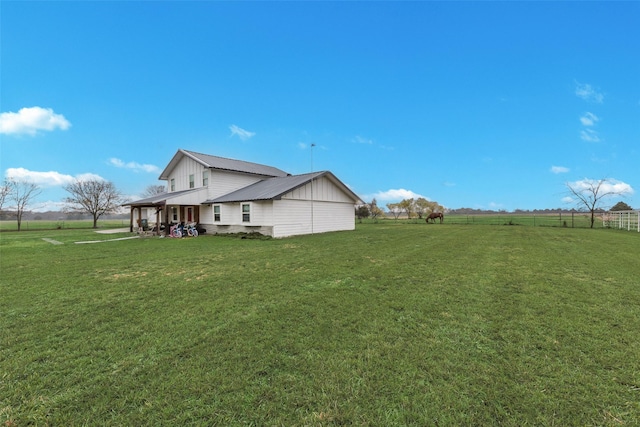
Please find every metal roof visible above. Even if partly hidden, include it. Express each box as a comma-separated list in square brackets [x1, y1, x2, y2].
[205, 171, 362, 204]
[159, 149, 289, 180]
[123, 188, 200, 206]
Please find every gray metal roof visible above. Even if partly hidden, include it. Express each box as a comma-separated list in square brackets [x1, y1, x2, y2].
[159, 149, 289, 179]
[123, 188, 200, 206]
[205, 171, 362, 204]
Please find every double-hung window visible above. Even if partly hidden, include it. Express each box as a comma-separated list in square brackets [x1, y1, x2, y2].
[189, 174, 195, 189]
[242, 203, 251, 222]
[170, 178, 175, 192]
[214, 205, 221, 222]
[202, 171, 209, 186]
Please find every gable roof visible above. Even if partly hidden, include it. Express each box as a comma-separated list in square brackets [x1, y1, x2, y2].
[205, 171, 362, 204]
[159, 149, 289, 180]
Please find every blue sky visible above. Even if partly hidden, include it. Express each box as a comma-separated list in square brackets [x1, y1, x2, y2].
[1, 1, 638, 212]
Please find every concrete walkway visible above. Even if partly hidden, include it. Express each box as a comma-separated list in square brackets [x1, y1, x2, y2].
[94, 228, 130, 234]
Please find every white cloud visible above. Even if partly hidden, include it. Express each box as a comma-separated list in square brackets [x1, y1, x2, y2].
[352, 135, 374, 145]
[562, 196, 574, 204]
[0, 106, 71, 135]
[580, 129, 601, 142]
[575, 82, 604, 103]
[569, 178, 634, 195]
[108, 157, 160, 173]
[579, 112, 599, 126]
[4, 167, 104, 187]
[551, 166, 570, 174]
[229, 124, 256, 141]
[363, 188, 428, 203]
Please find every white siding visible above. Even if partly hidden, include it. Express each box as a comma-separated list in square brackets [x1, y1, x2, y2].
[167, 157, 206, 192]
[166, 156, 264, 199]
[281, 176, 353, 203]
[206, 170, 265, 200]
[272, 199, 355, 238]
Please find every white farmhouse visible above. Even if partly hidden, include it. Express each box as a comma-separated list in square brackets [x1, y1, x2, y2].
[125, 149, 362, 238]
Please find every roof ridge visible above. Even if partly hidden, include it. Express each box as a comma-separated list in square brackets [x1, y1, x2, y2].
[182, 149, 279, 168]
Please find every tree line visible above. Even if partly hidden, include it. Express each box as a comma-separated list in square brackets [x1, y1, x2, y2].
[356, 197, 445, 220]
[0, 178, 130, 231]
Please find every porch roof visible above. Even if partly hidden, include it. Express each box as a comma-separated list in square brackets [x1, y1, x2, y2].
[123, 188, 202, 207]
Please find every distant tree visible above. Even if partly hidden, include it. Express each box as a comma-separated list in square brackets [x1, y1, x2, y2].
[399, 198, 415, 219]
[64, 179, 126, 228]
[4, 178, 42, 231]
[369, 199, 385, 220]
[355, 204, 370, 221]
[566, 178, 633, 228]
[0, 180, 10, 212]
[386, 203, 402, 220]
[141, 184, 166, 198]
[415, 198, 444, 219]
[610, 201, 633, 211]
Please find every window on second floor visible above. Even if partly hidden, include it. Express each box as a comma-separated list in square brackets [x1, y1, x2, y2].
[214, 205, 220, 222]
[242, 203, 250, 222]
[189, 174, 195, 189]
[202, 170, 209, 186]
[170, 178, 175, 192]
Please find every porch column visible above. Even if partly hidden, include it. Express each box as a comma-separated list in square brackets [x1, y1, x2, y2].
[155, 206, 160, 235]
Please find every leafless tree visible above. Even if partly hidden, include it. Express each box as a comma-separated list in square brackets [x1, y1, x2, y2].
[4, 179, 42, 231]
[0, 180, 10, 212]
[566, 178, 633, 228]
[64, 179, 126, 228]
[141, 184, 166, 198]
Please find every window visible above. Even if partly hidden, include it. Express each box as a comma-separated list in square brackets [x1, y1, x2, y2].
[202, 170, 209, 186]
[214, 205, 220, 222]
[189, 174, 195, 189]
[242, 203, 250, 222]
[172, 207, 178, 221]
[170, 178, 175, 192]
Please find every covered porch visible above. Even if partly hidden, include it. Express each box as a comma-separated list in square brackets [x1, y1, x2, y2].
[123, 189, 204, 235]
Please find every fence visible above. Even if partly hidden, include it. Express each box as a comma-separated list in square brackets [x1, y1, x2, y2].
[603, 210, 640, 232]
[443, 212, 597, 228]
[410, 212, 640, 230]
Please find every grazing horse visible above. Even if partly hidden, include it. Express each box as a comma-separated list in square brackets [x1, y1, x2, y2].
[426, 212, 444, 224]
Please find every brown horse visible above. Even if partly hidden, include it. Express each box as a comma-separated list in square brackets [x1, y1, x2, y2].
[426, 212, 444, 224]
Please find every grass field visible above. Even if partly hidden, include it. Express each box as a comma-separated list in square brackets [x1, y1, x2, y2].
[0, 219, 130, 232]
[1, 223, 639, 425]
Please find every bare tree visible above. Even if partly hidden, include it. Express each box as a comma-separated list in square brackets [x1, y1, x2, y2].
[566, 178, 633, 228]
[64, 179, 125, 228]
[0, 180, 10, 212]
[141, 184, 166, 198]
[5, 179, 42, 231]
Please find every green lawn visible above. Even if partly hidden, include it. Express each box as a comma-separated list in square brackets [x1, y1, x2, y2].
[0, 219, 130, 232]
[1, 224, 639, 425]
